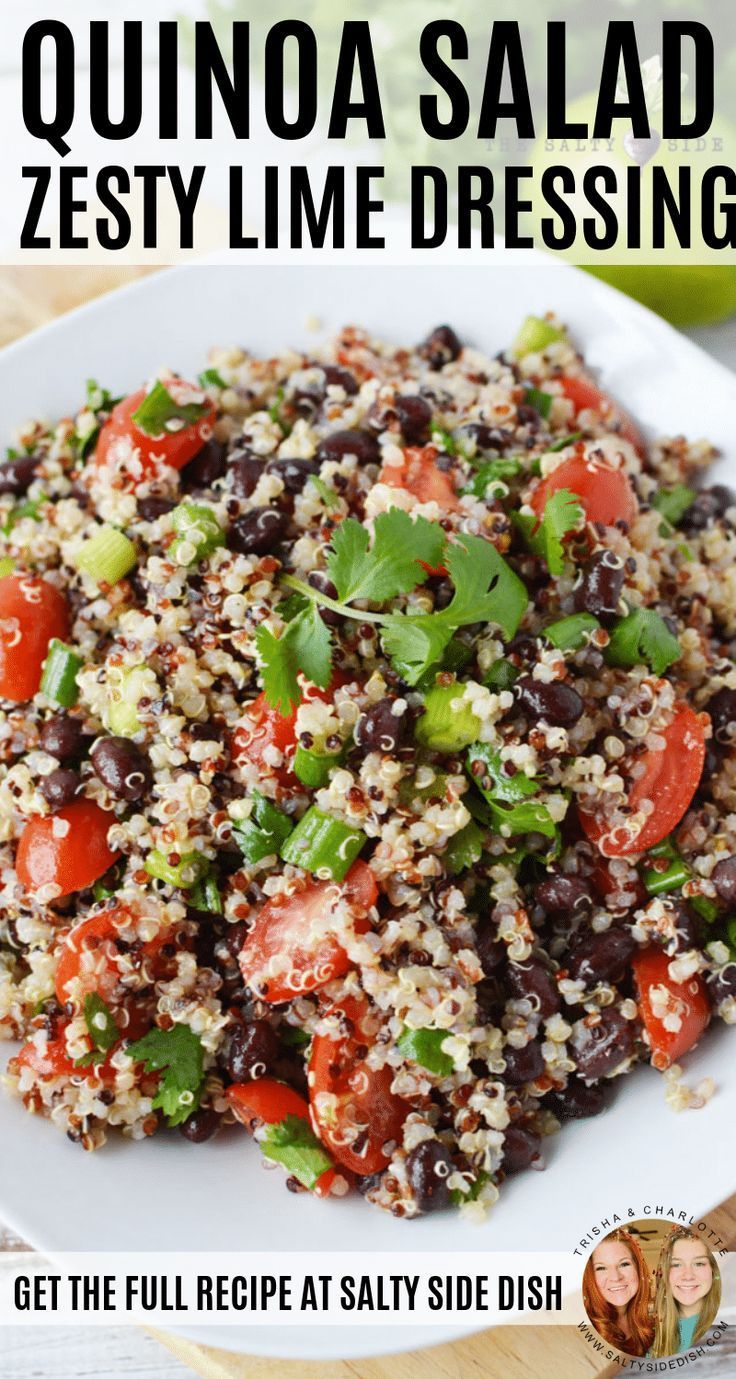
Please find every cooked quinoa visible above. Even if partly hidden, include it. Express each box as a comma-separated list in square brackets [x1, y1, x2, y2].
[1, 314, 735, 1221]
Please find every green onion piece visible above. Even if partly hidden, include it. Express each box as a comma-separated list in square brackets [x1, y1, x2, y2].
[93, 863, 123, 903]
[145, 849, 210, 888]
[280, 806, 366, 882]
[170, 501, 225, 566]
[651, 485, 696, 527]
[268, 386, 291, 435]
[726, 916, 736, 955]
[641, 837, 719, 922]
[260, 1113, 334, 1191]
[512, 316, 566, 358]
[40, 639, 83, 707]
[75, 525, 137, 586]
[483, 659, 518, 692]
[430, 425, 458, 456]
[641, 857, 691, 897]
[233, 791, 293, 865]
[0, 556, 16, 578]
[691, 896, 719, 924]
[397, 1026, 455, 1077]
[107, 664, 149, 737]
[522, 387, 553, 420]
[398, 769, 450, 809]
[280, 1026, 311, 1050]
[198, 368, 227, 390]
[293, 743, 345, 789]
[415, 683, 482, 753]
[190, 871, 223, 914]
[131, 381, 209, 437]
[309, 476, 340, 510]
[463, 456, 522, 497]
[548, 431, 583, 453]
[545, 613, 600, 651]
[444, 819, 485, 876]
[3, 495, 45, 534]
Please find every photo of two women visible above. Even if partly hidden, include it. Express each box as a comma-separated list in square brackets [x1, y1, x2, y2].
[582, 1221, 725, 1359]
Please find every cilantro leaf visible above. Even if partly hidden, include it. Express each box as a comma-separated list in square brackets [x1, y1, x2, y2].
[327, 510, 445, 605]
[74, 993, 121, 1068]
[256, 604, 333, 714]
[444, 819, 485, 875]
[514, 488, 584, 575]
[131, 381, 209, 437]
[125, 1023, 205, 1127]
[523, 387, 553, 419]
[309, 476, 340, 510]
[397, 1027, 455, 1077]
[651, 485, 695, 527]
[467, 744, 560, 839]
[260, 1113, 333, 1190]
[440, 534, 528, 639]
[380, 613, 454, 687]
[198, 368, 227, 389]
[233, 790, 294, 864]
[605, 606, 682, 677]
[464, 456, 522, 497]
[268, 386, 292, 435]
[450, 1169, 489, 1206]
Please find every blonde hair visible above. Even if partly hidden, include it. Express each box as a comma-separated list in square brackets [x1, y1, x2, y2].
[651, 1227, 721, 1358]
[582, 1229, 654, 1357]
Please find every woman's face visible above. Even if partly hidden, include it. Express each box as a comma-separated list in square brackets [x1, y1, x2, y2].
[592, 1241, 640, 1310]
[669, 1239, 713, 1315]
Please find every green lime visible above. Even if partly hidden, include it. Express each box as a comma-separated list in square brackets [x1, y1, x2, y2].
[583, 265, 736, 328]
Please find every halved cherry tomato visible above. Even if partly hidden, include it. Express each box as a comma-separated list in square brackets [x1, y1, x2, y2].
[94, 386, 216, 479]
[380, 444, 461, 511]
[15, 1028, 78, 1078]
[531, 453, 637, 531]
[309, 995, 409, 1175]
[0, 574, 70, 702]
[632, 946, 711, 1070]
[232, 677, 350, 787]
[15, 799, 121, 898]
[239, 860, 377, 1004]
[580, 705, 706, 858]
[590, 858, 648, 908]
[559, 375, 646, 457]
[227, 1077, 337, 1198]
[55, 905, 173, 1010]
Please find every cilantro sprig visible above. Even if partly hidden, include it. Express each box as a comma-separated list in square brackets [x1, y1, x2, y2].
[125, 1023, 205, 1127]
[74, 993, 121, 1068]
[467, 744, 561, 839]
[604, 606, 681, 677]
[131, 381, 209, 438]
[260, 1113, 334, 1190]
[514, 489, 585, 575]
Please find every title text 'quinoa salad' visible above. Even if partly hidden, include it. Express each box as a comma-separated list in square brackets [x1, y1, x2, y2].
[1, 313, 735, 1221]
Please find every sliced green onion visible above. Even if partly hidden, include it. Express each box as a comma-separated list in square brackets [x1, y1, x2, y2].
[107, 664, 150, 737]
[0, 556, 16, 578]
[280, 1025, 311, 1050]
[280, 806, 366, 882]
[268, 386, 291, 435]
[397, 1026, 455, 1077]
[3, 495, 45, 534]
[415, 683, 482, 753]
[651, 485, 695, 527]
[545, 613, 600, 651]
[641, 837, 719, 922]
[522, 387, 553, 420]
[75, 525, 137, 586]
[309, 476, 340, 510]
[463, 456, 522, 497]
[548, 431, 583, 453]
[641, 857, 691, 897]
[131, 381, 209, 437]
[198, 368, 227, 390]
[512, 316, 566, 359]
[691, 896, 719, 924]
[726, 916, 736, 956]
[145, 849, 210, 888]
[430, 425, 458, 456]
[234, 792, 294, 865]
[170, 501, 225, 566]
[293, 743, 345, 789]
[40, 639, 83, 707]
[93, 862, 123, 903]
[189, 871, 223, 914]
[483, 659, 518, 692]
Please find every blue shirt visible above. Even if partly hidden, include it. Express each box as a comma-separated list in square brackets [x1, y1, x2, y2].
[677, 1314, 700, 1351]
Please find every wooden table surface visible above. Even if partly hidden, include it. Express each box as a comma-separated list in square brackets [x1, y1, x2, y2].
[1, 266, 735, 1379]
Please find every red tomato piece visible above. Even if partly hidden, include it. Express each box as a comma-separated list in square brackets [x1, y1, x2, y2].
[232, 678, 350, 786]
[309, 995, 408, 1175]
[94, 386, 216, 480]
[226, 1078, 337, 1198]
[579, 705, 706, 858]
[16, 799, 121, 898]
[15, 1029, 78, 1079]
[0, 574, 70, 702]
[531, 453, 637, 531]
[380, 445, 461, 511]
[239, 860, 377, 1004]
[55, 905, 172, 1009]
[632, 947, 711, 1070]
[559, 375, 646, 456]
[590, 858, 648, 908]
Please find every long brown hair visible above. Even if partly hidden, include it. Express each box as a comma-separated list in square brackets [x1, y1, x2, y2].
[583, 1229, 654, 1357]
[650, 1228, 721, 1358]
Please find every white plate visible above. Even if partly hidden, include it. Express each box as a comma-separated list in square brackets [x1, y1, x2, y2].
[1, 262, 735, 1361]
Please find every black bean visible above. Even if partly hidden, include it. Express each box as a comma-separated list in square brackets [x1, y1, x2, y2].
[322, 364, 359, 395]
[515, 676, 584, 727]
[39, 768, 79, 808]
[475, 919, 505, 977]
[355, 1172, 382, 1196]
[712, 855, 736, 904]
[228, 1020, 280, 1082]
[405, 1140, 453, 1213]
[706, 963, 736, 1007]
[90, 737, 152, 802]
[227, 507, 288, 555]
[137, 495, 175, 521]
[545, 1075, 609, 1120]
[502, 1125, 542, 1173]
[419, 325, 463, 369]
[707, 687, 736, 744]
[306, 570, 342, 627]
[682, 485, 734, 531]
[179, 1108, 220, 1143]
[223, 920, 249, 961]
[535, 875, 592, 915]
[266, 457, 320, 494]
[505, 957, 560, 1018]
[566, 927, 636, 985]
[315, 429, 380, 466]
[502, 1039, 544, 1086]
[573, 549, 625, 618]
[457, 423, 513, 454]
[395, 395, 432, 444]
[0, 454, 40, 496]
[516, 403, 541, 429]
[180, 439, 227, 491]
[354, 699, 405, 753]
[569, 1008, 636, 1080]
[39, 714, 84, 762]
[228, 447, 263, 498]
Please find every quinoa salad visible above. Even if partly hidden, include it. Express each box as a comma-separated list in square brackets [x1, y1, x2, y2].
[1, 312, 735, 1222]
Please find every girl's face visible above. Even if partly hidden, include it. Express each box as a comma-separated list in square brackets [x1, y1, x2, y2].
[592, 1241, 640, 1310]
[669, 1240, 713, 1314]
